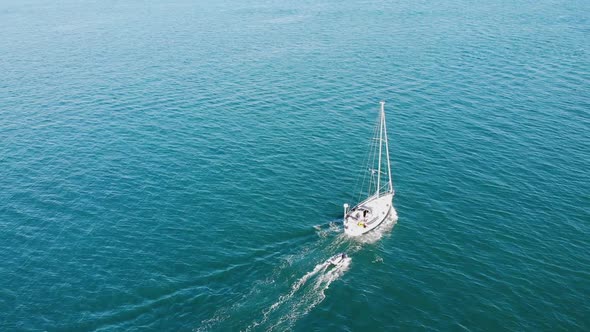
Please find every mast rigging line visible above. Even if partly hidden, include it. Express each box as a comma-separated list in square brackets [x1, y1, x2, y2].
[352, 103, 392, 204]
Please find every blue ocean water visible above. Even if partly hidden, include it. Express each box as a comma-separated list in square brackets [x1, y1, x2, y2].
[1, 0, 589, 330]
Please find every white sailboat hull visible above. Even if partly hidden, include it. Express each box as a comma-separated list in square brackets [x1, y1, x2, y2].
[343, 192, 394, 236]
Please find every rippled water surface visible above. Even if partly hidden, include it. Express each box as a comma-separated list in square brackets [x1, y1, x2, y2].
[1, 0, 589, 330]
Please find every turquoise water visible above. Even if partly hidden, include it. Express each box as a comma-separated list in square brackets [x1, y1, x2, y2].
[1, 0, 589, 330]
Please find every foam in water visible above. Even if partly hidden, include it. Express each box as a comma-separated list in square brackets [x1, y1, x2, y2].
[268, 257, 351, 331]
[314, 220, 342, 239]
[204, 208, 397, 331]
[244, 255, 352, 332]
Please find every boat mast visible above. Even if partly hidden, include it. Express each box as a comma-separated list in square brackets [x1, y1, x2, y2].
[382, 101, 393, 193]
[376, 102, 384, 197]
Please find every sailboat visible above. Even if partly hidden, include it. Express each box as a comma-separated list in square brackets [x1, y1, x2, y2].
[343, 101, 395, 236]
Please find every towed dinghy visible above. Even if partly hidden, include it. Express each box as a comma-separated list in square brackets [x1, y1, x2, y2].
[328, 253, 348, 266]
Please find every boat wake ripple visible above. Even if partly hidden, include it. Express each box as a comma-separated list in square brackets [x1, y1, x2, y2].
[200, 208, 397, 331]
[244, 255, 352, 332]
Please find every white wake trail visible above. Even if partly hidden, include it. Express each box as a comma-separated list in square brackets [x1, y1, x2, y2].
[244, 261, 330, 331]
[267, 257, 352, 332]
[244, 255, 353, 332]
[241, 207, 397, 331]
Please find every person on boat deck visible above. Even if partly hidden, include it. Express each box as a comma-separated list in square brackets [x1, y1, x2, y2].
[363, 210, 368, 218]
